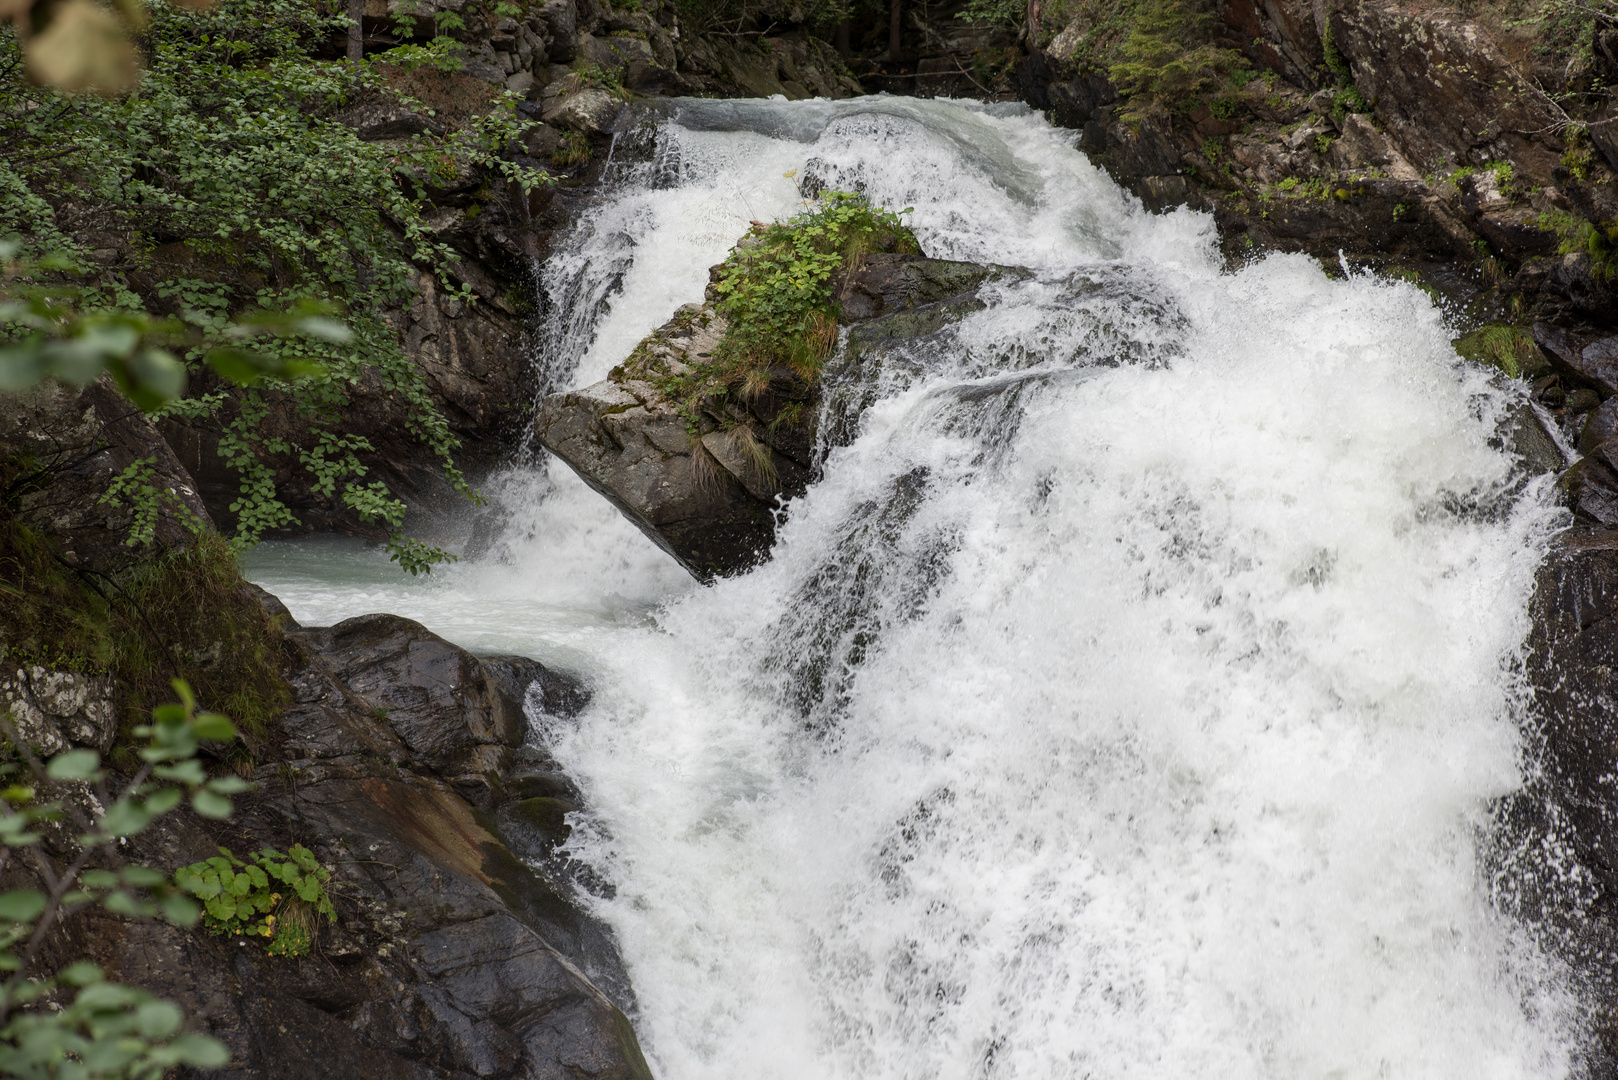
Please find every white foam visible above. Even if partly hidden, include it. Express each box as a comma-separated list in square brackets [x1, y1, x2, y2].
[246, 96, 1580, 1079]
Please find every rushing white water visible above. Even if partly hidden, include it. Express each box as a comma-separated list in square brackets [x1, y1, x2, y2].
[245, 96, 1585, 1078]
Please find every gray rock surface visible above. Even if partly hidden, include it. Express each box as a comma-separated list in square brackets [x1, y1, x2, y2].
[536, 253, 1004, 580]
[541, 88, 623, 135]
[0, 666, 117, 754]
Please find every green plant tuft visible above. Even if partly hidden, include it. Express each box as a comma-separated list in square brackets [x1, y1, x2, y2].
[657, 190, 918, 430]
[174, 844, 335, 957]
[1452, 324, 1545, 380]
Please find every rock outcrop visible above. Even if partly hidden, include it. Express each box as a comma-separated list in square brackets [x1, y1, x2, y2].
[1018, 0, 1617, 336]
[2, 378, 213, 575]
[535, 252, 1003, 579]
[8, 602, 648, 1080]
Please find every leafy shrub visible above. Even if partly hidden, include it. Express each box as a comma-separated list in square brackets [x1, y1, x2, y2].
[0, 0, 543, 571]
[658, 190, 917, 426]
[175, 844, 335, 958]
[0, 681, 247, 1077]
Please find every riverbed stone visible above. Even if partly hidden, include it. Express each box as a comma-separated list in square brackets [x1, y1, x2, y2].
[542, 89, 621, 134]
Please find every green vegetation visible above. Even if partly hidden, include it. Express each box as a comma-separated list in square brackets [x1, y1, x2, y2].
[1032, 0, 1250, 115]
[554, 130, 593, 168]
[956, 0, 1024, 27]
[1106, 0, 1251, 113]
[1538, 208, 1618, 281]
[0, 524, 290, 748]
[673, 0, 854, 33]
[0, 682, 248, 1077]
[1319, 21, 1370, 119]
[175, 844, 335, 958]
[0, 0, 544, 572]
[658, 191, 917, 426]
[1452, 323, 1547, 378]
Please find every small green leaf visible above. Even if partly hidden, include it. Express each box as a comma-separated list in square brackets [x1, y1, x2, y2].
[192, 789, 232, 819]
[144, 786, 183, 815]
[45, 748, 101, 781]
[135, 999, 183, 1039]
[160, 893, 201, 927]
[165, 1031, 231, 1067]
[192, 712, 237, 742]
[58, 961, 103, 986]
[153, 761, 205, 786]
[120, 865, 165, 888]
[0, 890, 45, 922]
[206, 774, 252, 794]
[103, 891, 150, 917]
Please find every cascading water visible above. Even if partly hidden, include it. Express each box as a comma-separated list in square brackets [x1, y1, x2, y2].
[244, 96, 1587, 1078]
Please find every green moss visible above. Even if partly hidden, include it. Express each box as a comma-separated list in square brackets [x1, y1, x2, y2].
[1537, 208, 1618, 282]
[507, 796, 575, 840]
[1452, 324, 1547, 380]
[0, 523, 290, 750]
[0, 522, 116, 674]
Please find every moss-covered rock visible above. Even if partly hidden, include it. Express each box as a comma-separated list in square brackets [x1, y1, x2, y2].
[536, 245, 1004, 580]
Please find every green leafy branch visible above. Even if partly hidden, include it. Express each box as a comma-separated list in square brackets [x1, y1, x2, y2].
[0, 680, 248, 1078]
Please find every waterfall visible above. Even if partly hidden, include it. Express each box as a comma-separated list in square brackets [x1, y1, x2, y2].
[247, 96, 1584, 1078]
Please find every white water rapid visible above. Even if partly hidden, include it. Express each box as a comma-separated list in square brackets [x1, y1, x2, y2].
[244, 96, 1585, 1079]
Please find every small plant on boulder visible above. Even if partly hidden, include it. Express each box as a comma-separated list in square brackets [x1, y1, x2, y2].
[660, 190, 918, 427]
[175, 844, 335, 958]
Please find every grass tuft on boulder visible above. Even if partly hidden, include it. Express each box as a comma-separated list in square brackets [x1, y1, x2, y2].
[662, 190, 919, 423]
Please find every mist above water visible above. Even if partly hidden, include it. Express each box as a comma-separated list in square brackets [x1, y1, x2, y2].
[247, 96, 1581, 1079]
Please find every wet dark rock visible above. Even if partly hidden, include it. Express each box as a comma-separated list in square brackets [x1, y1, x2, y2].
[234, 612, 635, 1076]
[536, 253, 1002, 580]
[1583, 398, 1618, 455]
[1565, 451, 1618, 528]
[1, 379, 213, 576]
[1537, 323, 1618, 399]
[1525, 530, 1618, 937]
[334, 100, 445, 141]
[0, 552, 647, 1080]
[287, 615, 528, 797]
[1505, 403, 1567, 478]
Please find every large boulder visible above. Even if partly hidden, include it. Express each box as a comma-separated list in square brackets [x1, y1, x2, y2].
[2, 568, 651, 1080]
[1516, 528, 1618, 1048]
[536, 253, 1004, 580]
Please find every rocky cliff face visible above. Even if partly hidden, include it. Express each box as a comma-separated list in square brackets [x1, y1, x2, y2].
[1020, 0, 1614, 334]
[535, 252, 1004, 579]
[146, 0, 867, 542]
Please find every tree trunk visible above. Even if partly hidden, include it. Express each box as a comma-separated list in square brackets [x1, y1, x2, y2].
[836, 19, 850, 57]
[888, 0, 901, 61]
[347, 0, 364, 62]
